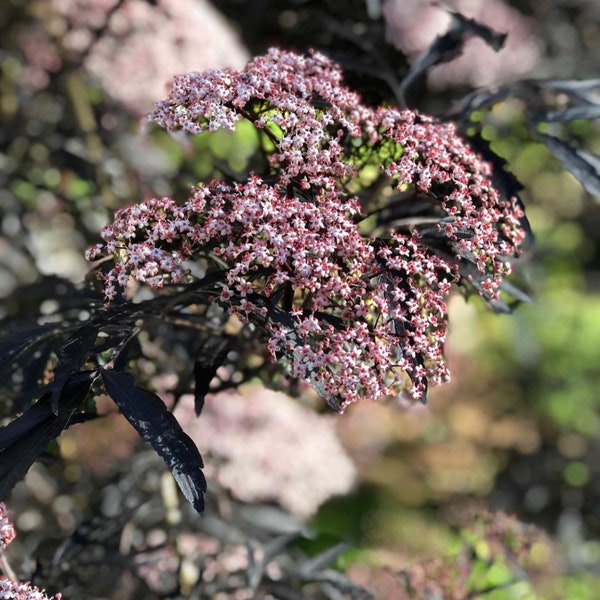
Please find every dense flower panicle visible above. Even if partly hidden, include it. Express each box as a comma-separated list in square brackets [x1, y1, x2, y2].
[0, 579, 61, 600]
[376, 108, 527, 299]
[151, 48, 369, 187]
[88, 49, 528, 409]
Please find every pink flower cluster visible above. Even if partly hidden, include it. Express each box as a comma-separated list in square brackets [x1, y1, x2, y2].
[0, 504, 61, 600]
[0, 504, 15, 551]
[379, 109, 527, 293]
[0, 579, 60, 600]
[87, 49, 527, 409]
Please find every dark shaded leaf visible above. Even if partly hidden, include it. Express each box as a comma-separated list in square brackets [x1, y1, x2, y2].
[0, 323, 66, 378]
[0, 326, 71, 411]
[0, 371, 96, 501]
[50, 323, 100, 414]
[248, 532, 301, 589]
[0, 399, 54, 451]
[375, 193, 444, 228]
[1, 275, 99, 318]
[455, 258, 530, 313]
[111, 334, 142, 373]
[450, 86, 514, 123]
[536, 78, 600, 92]
[50, 309, 135, 414]
[101, 369, 206, 513]
[0, 323, 53, 361]
[450, 11, 507, 51]
[534, 105, 600, 123]
[535, 78, 600, 104]
[236, 504, 307, 535]
[194, 338, 231, 416]
[536, 133, 600, 198]
[458, 259, 512, 313]
[500, 280, 532, 304]
[52, 507, 136, 567]
[297, 542, 349, 577]
[399, 10, 506, 105]
[310, 569, 374, 599]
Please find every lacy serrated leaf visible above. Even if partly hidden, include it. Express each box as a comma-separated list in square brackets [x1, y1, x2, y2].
[101, 369, 206, 512]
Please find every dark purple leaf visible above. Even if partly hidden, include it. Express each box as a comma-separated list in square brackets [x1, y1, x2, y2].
[536, 78, 600, 92]
[50, 323, 101, 414]
[194, 338, 230, 416]
[399, 11, 506, 105]
[0, 324, 66, 376]
[297, 542, 349, 577]
[500, 280, 532, 304]
[50, 310, 135, 414]
[0, 371, 96, 501]
[535, 78, 600, 104]
[535, 105, 600, 123]
[101, 369, 206, 513]
[449, 11, 507, 51]
[537, 133, 600, 198]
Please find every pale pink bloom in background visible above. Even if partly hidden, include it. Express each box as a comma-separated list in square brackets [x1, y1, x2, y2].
[382, 0, 542, 88]
[16, 28, 62, 90]
[85, 0, 249, 115]
[174, 387, 357, 518]
[24, 0, 249, 114]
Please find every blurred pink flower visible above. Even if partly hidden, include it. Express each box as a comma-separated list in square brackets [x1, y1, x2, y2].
[174, 387, 357, 518]
[83, 0, 249, 115]
[16, 28, 62, 90]
[382, 0, 542, 88]
[20, 0, 248, 112]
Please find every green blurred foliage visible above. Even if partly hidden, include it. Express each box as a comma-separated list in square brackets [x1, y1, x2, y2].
[328, 71, 600, 596]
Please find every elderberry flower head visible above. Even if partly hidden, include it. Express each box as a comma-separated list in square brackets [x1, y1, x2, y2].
[87, 49, 529, 410]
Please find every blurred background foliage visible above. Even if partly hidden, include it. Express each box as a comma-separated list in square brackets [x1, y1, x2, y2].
[1, 0, 600, 598]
